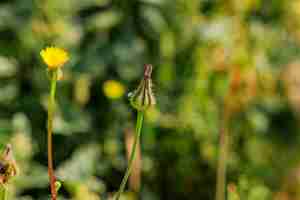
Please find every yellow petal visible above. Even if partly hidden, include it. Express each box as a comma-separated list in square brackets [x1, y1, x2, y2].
[40, 47, 69, 69]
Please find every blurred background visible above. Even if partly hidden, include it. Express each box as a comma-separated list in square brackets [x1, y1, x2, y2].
[1, 0, 300, 199]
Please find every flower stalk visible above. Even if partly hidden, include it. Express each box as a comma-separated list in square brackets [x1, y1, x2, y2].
[0, 186, 8, 200]
[114, 111, 144, 200]
[216, 68, 240, 200]
[47, 70, 58, 200]
[114, 64, 155, 200]
[215, 105, 230, 200]
[40, 46, 69, 200]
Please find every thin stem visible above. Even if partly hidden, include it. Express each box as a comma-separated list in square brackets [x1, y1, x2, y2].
[0, 185, 8, 200]
[114, 111, 144, 200]
[3, 187, 7, 200]
[47, 70, 58, 200]
[216, 106, 230, 200]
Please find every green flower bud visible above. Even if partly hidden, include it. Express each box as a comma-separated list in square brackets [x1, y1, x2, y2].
[129, 64, 156, 111]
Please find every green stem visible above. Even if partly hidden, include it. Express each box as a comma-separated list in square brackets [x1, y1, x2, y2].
[0, 185, 8, 200]
[114, 111, 144, 200]
[47, 70, 58, 200]
[4, 187, 7, 200]
[216, 109, 230, 200]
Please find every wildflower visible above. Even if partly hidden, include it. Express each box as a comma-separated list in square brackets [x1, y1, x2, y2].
[40, 47, 69, 70]
[40, 46, 70, 200]
[129, 64, 156, 111]
[103, 80, 125, 99]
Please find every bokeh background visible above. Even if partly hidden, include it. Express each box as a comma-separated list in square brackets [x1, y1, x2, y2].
[1, 0, 300, 199]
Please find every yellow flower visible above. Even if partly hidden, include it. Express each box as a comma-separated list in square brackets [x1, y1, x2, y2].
[40, 47, 69, 69]
[103, 80, 125, 99]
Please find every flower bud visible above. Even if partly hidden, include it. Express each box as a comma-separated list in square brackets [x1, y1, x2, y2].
[129, 64, 156, 111]
[0, 144, 18, 184]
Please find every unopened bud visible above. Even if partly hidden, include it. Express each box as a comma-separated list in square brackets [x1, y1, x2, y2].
[0, 144, 18, 184]
[129, 64, 156, 111]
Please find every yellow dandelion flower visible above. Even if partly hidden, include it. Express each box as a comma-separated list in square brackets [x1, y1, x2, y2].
[103, 80, 125, 99]
[40, 47, 69, 69]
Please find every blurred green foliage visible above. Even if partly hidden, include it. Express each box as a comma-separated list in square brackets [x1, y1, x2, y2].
[1, 0, 300, 199]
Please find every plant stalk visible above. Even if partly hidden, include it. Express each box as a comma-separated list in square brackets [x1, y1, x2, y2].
[0, 186, 8, 200]
[114, 111, 144, 200]
[216, 106, 230, 200]
[47, 70, 58, 200]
